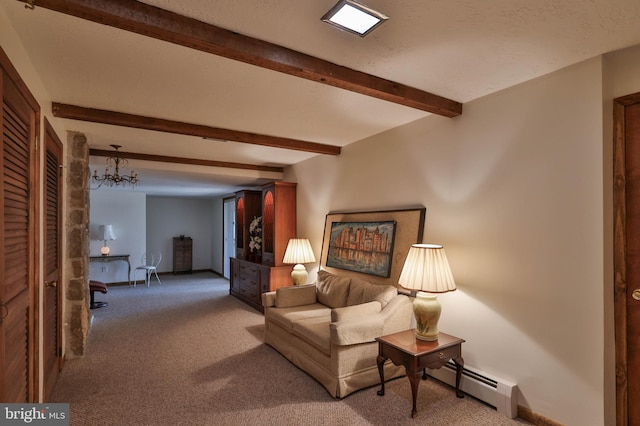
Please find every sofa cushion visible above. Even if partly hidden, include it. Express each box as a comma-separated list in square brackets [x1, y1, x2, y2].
[265, 303, 330, 331]
[347, 276, 397, 308]
[330, 314, 385, 346]
[292, 317, 332, 356]
[275, 284, 317, 308]
[316, 270, 351, 308]
[331, 301, 382, 323]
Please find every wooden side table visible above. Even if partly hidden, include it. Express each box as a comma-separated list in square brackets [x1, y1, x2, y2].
[376, 329, 465, 418]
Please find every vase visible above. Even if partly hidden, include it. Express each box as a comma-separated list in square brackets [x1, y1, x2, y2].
[413, 292, 441, 341]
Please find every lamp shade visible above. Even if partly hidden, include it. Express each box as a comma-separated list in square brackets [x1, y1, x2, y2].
[97, 225, 116, 241]
[399, 244, 456, 341]
[283, 239, 316, 264]
[398, 244, 456, 293]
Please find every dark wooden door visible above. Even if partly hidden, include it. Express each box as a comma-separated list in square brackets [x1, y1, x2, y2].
[0, 50, 39, 402]
[625, 102, 640, 425]
[615, 93, 640, 425]
[43, 119, 62, 400]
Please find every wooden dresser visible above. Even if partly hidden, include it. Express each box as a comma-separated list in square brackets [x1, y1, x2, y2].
[230, 258, 292, 311]
[173, 236, 192, 274]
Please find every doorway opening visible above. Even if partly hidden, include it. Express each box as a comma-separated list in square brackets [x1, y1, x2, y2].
[223, 197, 236, 280]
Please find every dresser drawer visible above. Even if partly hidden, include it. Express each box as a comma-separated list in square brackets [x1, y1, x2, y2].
[239, 262, 260, 280]
[238, 276, 259, 300]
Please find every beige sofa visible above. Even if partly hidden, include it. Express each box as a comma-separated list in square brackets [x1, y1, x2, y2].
[262, 270, 413, 398]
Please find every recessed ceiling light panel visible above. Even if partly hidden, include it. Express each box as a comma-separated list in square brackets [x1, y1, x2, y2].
[321, 0, 388, 37]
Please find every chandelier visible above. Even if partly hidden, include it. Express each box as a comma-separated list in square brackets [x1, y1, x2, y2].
[92, 144, 139, 187]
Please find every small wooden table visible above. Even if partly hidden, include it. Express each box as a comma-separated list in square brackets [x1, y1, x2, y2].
[376, 329, 465, 418]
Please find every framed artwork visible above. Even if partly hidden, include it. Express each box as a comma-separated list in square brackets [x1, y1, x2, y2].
[327, 220, 396, 277]
[320, 207, 426, 286]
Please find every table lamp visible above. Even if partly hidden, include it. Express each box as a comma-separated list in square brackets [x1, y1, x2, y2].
[283, 238, 316, 285]
[98, 224, 116, 256]
[398, 244, 457, 341]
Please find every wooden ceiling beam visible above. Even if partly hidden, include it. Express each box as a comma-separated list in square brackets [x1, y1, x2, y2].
[89, 148, 284, 173]
[26, 0, 462, 117]
[53, 102, 341, 156]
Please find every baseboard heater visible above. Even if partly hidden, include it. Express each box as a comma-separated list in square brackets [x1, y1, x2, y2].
[426, 361, 518, 418]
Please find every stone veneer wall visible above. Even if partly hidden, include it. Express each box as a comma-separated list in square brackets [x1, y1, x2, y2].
[64, 132, 91, 357]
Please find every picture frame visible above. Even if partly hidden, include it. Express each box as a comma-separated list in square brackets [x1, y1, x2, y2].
[320, 207, 426, 286]
[326, 220, 397, 277]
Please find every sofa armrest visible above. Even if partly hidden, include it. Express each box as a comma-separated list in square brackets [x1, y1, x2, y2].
[274, 284, 317, 308]
[330, 314, 384, 346]
[331, 301, 381, 322]
[262, 291, 276, 308]
[380, 294, 414, 335]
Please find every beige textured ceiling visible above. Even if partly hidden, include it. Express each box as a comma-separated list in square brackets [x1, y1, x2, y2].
[3, 0, 640, 197]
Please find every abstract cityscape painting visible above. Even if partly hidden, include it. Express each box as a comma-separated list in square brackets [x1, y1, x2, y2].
[326, 221, 396, 277]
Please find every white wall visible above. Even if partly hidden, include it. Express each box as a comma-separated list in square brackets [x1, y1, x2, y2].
[287, 57, 608, 425]
[146, 196, 214, 273]
[89, 191, 146, 283]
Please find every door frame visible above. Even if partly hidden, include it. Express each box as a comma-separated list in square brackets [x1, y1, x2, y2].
[222, 196, 236, 279]
[613, 91, 640, 425]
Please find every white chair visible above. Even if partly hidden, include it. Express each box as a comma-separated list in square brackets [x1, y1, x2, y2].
[133, 251, 162, 287]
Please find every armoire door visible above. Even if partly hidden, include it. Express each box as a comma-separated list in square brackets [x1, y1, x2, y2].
[0, 48, 39, 403]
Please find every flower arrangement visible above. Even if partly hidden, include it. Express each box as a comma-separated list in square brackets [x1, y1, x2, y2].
[249, 216, 262, 255]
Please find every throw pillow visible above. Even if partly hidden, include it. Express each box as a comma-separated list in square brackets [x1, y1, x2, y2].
[316, 270, 351, 308]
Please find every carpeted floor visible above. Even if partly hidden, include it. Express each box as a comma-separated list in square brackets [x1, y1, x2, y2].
[51, 272, 531, 425]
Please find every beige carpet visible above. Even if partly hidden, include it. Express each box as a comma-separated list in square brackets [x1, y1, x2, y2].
[52, 272, 531, 425]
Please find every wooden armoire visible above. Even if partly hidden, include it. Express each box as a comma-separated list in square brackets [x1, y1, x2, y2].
[230, 181, 296, 311]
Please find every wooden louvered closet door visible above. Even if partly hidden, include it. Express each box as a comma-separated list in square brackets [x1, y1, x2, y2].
[0, 53, 38, 403]
[43, 119, 62, 400]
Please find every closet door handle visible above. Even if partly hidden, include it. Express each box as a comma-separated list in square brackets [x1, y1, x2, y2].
[633, 289, 640, 301]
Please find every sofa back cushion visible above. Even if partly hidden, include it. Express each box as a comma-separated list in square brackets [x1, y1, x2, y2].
[316, 270, 351, 308]
[347, 276, 397, 308]
[275, 283, 317, 308]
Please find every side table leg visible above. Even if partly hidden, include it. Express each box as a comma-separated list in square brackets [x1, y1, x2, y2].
[377, 355, 386, 396]
[453, 356, 465, 398]
[408, 370, 422, 418]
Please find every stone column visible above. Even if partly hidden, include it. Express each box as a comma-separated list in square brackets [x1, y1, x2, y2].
[64, 132, 91, 357]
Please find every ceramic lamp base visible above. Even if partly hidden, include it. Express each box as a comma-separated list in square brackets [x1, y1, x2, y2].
[413, 291, 441, 341]
[100, 245, 110, 256]
[290, 264, 308, 285]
